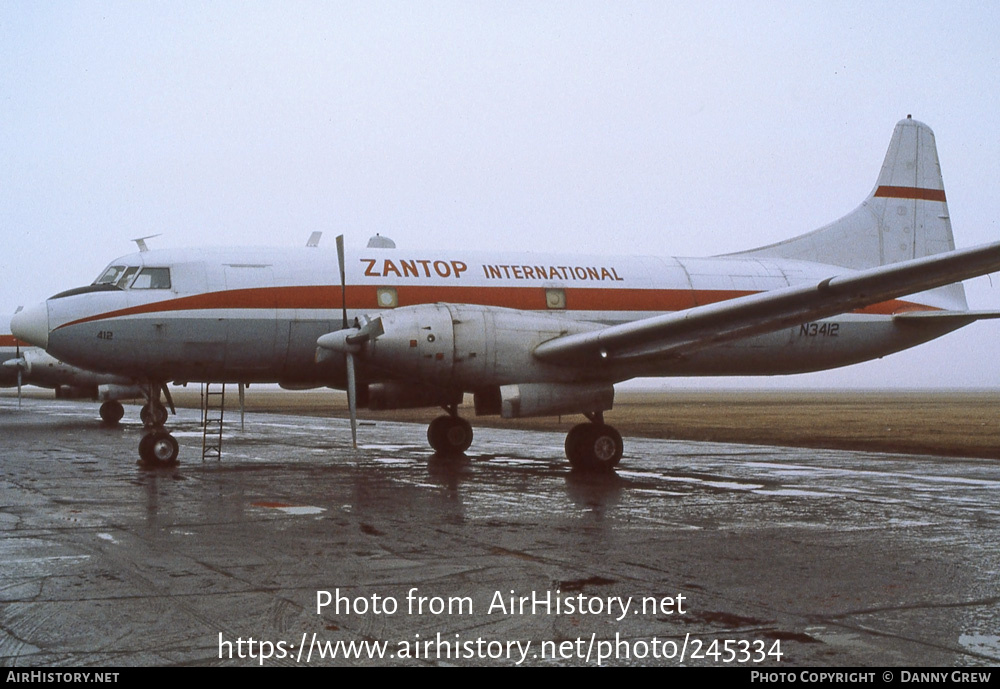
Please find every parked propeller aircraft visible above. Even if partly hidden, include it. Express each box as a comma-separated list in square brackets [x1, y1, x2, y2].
[2, 313, 144, 421]
[11, 117, 1000, 469]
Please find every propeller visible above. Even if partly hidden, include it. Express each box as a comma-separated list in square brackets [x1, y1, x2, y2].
[337, 234, 359, 448]
[3, 343, 28, 409]
[317, 237, 385, 448]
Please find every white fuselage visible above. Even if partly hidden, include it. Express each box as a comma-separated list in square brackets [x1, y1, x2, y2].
[27, 245, 963, 390]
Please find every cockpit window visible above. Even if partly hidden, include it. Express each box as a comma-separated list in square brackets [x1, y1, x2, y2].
[116, 266, 140, 288]
[94, 265, 127, 285]
[130, 267, 171, 290]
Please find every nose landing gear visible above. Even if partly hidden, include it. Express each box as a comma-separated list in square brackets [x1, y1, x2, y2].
[137, 383, 178, 467]
[139, 429, 179, 465]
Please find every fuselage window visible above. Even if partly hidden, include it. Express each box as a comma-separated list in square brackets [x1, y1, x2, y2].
[130, 267, 171, 290]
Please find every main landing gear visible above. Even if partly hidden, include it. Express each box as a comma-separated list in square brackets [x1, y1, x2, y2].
[427, 406, 474, 456]
[137, 382, 179, 467]
[423, 407, 624, 471]
[565, 413, 624, 472]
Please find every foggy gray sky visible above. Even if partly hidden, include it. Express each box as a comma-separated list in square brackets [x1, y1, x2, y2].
[3, 2, 999, 388]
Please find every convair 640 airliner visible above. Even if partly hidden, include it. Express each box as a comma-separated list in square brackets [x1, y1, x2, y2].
[12, 117, 1000, 468]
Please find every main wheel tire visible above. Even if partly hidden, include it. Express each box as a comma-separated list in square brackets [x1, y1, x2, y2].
[138, 433, 154, 462]
[427, 415, 474, 455]
[140, 403, 168, 428]
[100, 400, 125, 425]
[565, 423, 591, 467]
[566, 423, 623, 472]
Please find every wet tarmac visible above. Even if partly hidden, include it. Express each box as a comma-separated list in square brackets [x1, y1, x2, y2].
[1, 396, 999, 667]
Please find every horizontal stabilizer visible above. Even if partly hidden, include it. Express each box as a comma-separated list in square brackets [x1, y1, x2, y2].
[893, 310, 1000, 324]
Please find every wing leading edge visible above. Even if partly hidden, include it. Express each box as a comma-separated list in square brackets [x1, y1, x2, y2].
[532, 241, 1000, 366]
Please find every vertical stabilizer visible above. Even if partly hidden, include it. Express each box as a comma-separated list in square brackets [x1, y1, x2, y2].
[731, 117, 965, 307]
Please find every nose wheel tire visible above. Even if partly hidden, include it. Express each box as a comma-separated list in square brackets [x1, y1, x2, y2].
[565, 423, 623, 472]
[427, 415, 474, 455]
[138, 430, 179, 466]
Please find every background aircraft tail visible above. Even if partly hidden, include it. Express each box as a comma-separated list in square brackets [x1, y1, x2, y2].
[732, 116, 967, 308]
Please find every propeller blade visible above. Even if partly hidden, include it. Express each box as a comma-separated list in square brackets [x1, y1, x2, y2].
[336, 234, 359, 449]
[16, 367, 22, 409]
[346, 315, 384, 346]
[336, 234, 348, 330]
[345, 352, 358, 449]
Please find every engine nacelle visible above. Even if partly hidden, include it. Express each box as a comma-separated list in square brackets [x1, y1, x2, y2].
[366, 382, 463, 410]
[55, 385, 97, 400]
[279, 382, 324, 390]
[97, 383, 145, 402]
[350, 303, 602, 388]
[497, 382, 614, 419]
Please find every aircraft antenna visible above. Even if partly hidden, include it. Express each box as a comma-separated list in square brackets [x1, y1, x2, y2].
[131, 234, 162, 252]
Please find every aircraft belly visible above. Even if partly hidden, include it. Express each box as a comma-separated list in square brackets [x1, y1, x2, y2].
[283, 319, 336, 383]
[225, 317, 277, 372]
[112, 316, 228, 379]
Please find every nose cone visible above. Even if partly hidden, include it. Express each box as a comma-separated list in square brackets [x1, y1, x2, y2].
[11, 302, 49, 349]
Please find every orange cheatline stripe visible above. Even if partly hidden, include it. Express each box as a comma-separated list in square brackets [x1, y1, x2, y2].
[53, 284, 939, 330]
[57, 286, 343, 329]
[874, 186, 947, 202]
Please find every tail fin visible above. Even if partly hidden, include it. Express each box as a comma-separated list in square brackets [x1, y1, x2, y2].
[732, 116, 966, 308]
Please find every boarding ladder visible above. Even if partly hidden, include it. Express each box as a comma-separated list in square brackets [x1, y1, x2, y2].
[201, 383, 226, 461]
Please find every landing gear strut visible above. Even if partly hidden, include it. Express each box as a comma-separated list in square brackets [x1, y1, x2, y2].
[427, 405, 474, 455]
[138, 382, 179, 466]
[565, 412, 623, 472]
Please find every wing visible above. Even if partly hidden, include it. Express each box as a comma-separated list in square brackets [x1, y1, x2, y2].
[533, 241, 1000, 365]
